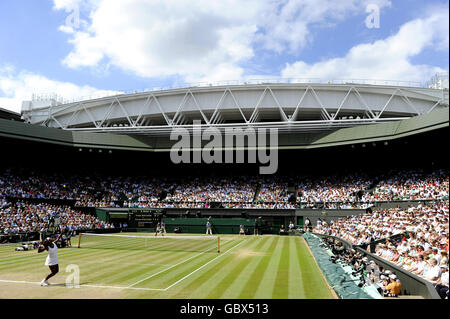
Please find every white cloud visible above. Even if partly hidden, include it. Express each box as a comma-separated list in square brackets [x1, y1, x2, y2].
[57, 0, 261, 80]
[281, 9, 449, 83]
[3, 0, 446, 115]
[54, 0, 391, 82]
[0, 66, 122, 113]
[52, 0, 96, 11]
[255, 0, 391, 54]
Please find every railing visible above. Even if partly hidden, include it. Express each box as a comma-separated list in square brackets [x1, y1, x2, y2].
[0, 231, 41, 244]
[28, 77, 429, 107]
[367, 232, 409, 253]
[5, 196, 444, 210]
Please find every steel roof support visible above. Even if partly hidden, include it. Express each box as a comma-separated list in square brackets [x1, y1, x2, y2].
[377, 89, 399, 119]
[115, 97, 133, 126]
[290, 87, 310, 122]
[267, 86, 288, 122]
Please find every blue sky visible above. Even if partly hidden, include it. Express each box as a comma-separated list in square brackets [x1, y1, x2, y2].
[0, 0, 448, 112]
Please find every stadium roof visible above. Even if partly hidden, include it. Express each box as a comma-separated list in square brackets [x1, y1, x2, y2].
[21, 82, 448, 136]
[0, 107, 22, 121]
[2, 107, 447, 151]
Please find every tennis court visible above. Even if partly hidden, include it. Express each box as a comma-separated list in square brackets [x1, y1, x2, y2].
[0, 233, 335, 299]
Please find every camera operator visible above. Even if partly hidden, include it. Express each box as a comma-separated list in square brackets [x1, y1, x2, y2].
[367, 260, 381, 283]
[384, 274, 402, 297]
[353, 257, 368, 280]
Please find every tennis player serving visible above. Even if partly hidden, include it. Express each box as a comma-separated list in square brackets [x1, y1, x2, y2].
[38, 233, 63, 286]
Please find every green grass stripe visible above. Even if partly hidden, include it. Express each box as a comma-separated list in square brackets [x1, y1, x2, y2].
[253, 236, 283, 298]
[0, 247, 118, 268]
[166, 243, 243, 298]
[288, 237, 306, 298]
[217, 237, 269, 299]
[129, 239, 237, 288]
[0, 248, 143, 283]
[206, 237, 265, 298]
[81, 235, 216, 253]
[0, 235, 216, 273]
[146, 239, 238, 288]
[133, 252, 215, 288]
[42, 248, 163, 285]
[103, 262, 166, 286]
[271, 237, 290, 298]
[0, 245, 163, 272]
[74, 246, 187, 279]
[0, 248, 107, 272]
[0, 244, 214, 287]
[77, 251, 165, 285]
[296, 238, 334, 299]
[0, 249, 37, 259]
[84, 249, 198, 285]
[237, 236, 278, 298]
[0, 242, 159, 266]
[226, 236, 277, 299]
[0, 247, 87, 265]
[206, 238, 266, 299]
[0, 234, 336, 299]
[88, 263, 158, 286]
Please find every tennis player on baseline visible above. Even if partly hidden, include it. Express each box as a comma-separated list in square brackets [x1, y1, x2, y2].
[38, 233, 63, 286]
[155, 223, 164, 236]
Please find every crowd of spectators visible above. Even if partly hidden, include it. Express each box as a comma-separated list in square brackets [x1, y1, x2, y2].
[361, 169, 448, 202]
[1, 167, 448, 297]
[164, 177, 256, 203]
[0, 201, 113, 238]
[124, 200, 296, 209]
[257, 177, 290, 203]
[313, 201, 449, 295]
[0, 168, 448, 209]
[321, 237, 403, 297]
[297, 173, 372, 204]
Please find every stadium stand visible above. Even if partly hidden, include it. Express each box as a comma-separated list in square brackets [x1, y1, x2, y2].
[313, 201, 448, 298]
[0, 200, 113, 243]
[0, 121, 447, 298]
[1, 169, 447, 209]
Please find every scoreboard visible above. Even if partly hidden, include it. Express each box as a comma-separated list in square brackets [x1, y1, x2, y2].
[128, 209, 162, 228]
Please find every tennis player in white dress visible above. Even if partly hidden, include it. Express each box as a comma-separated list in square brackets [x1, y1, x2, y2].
[38, 234, 62, 286]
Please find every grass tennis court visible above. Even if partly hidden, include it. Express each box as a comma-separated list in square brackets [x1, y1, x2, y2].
[0, 233, 335, 299]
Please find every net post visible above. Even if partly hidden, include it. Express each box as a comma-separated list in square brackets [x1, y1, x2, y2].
[217, 236, 220, 253]
[77, 233, 82, 248]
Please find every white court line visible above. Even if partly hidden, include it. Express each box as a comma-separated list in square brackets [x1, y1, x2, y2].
[83, 284, 165, 291]
[163, 239, 246, 291]
[0, 279, 165, 291]
[0, 279, 39, 285]
[127, 246, 218, 288]
[81, 261, 174, 267]
[0, 239, 246, 292]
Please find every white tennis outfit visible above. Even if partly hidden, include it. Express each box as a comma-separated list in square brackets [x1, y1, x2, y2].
[45, 244, 58, 266]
